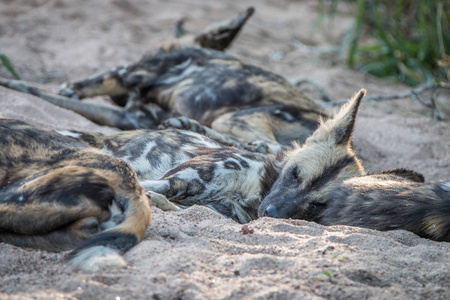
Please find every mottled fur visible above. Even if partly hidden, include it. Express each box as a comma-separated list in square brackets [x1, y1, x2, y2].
[58, 128, 279, 223]
[259, 90, 450, 242]
[58, 45, 324, 153]
[0, 8, 326, 153]
[0, 119, 151, 272]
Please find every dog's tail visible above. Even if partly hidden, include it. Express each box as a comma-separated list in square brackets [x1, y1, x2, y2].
[194, 6, 255, 51]
[67, 186, 151, 273]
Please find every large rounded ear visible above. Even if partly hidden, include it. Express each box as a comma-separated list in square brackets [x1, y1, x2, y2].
[307, 89, 366, 145]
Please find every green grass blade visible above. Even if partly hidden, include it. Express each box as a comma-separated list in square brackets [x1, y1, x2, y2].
[347, 0, 365, 68]
[0, 54, 21, 80]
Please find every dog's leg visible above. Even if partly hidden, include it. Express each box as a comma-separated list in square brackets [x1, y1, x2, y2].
[0, 78, 161, 129]
[58, 68, 129, 99]
[141, 176, 204, 206]
[146, 190, 182, 211]
[141, 179, 191, 211]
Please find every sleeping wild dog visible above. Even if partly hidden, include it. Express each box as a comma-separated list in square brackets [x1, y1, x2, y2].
[0, 7, 326, 154]
[0, 118, 151, 272]
[56, 127, 279, 223]
[259, 89, 450, 242]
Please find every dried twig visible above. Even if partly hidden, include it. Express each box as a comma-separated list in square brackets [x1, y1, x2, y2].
[429, 88, 442, 120]
[323, 82, 449, 120]
[290, 39, 339, 55]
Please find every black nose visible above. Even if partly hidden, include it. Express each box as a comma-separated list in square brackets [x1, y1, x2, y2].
[263, 204, 279, 218]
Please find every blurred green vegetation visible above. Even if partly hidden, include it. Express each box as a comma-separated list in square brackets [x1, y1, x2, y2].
[0, 54, 21, 80]
[318, 0, 449, 86]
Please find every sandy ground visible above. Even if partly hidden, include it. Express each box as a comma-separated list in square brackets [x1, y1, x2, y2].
[0, 0, 449, 299]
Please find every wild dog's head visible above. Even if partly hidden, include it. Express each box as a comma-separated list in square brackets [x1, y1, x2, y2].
[258, 89, 367, 220]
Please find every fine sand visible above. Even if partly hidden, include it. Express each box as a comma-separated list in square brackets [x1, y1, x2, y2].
[0, 1, 449, 299]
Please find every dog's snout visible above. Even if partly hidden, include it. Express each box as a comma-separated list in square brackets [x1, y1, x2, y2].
[263, 204, 279, 218]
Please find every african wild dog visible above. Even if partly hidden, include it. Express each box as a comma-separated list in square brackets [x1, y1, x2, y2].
[56, 127, 279, 223]
[259, 89, 450, 242]
[0, 118, 151, 272]
[0, 7, 326, 154]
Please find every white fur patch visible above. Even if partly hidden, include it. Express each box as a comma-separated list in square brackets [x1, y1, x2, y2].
[100, 202, 123, 230]
[194, 87, 217, 103]
[157, 63, 203, 85]
[54, 130, 81, 139]
[174, 168, 200, 181]
[126, 141, 156, 176]
[117, 65, 128, 76]
[68, 246, 126, 273]
[100, 145, 113, 154]
[140, 179, 170, 194]
[86, 72, 104, 81]
[149, 153, 178, 180]
[179, 130, 222, 149]
[235, 155, 266, 198]
[441, 182, 450, 192]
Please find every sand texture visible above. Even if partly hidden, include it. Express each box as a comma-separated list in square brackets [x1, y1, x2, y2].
[0, 0, 449, 299]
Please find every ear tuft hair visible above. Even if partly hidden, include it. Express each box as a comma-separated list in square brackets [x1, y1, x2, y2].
[306, 89, 366, 145]
[334, 89, 366, 144]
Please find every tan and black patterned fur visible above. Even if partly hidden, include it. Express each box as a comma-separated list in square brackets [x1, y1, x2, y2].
[58, 128, 279, 223]
[0, 119, 151, 272]
[0, 8, 326, 153]
[259, 90, 450, 242]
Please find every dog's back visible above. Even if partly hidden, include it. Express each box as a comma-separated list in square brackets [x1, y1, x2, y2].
[0, 119, 151, 272]
[321, 173, 450, 241]
[56, 127, 279, 223]
[57, 47, 326, 148]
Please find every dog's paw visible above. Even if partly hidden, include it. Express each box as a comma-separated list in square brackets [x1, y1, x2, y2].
[245, 140, 270, 153]
[245, 140, 284, 154]
[159, 116, 205, 134]
[146, 190, 181, 211]
[58, 83, 80, 99]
